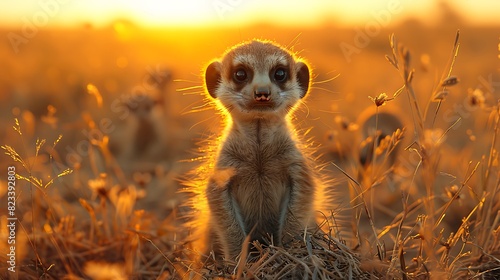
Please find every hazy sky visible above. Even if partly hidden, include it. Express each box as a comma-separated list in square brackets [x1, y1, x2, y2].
[0, 0, 499, 28]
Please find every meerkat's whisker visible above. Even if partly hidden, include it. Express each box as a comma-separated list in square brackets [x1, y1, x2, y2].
[313, 73, 340, 84]
[188, 115, 220, 131]
[180, 100, 212, 115]
[176, 85, 204, 92]
[174, 78, 202, 84]
[309, 86, 339, 94]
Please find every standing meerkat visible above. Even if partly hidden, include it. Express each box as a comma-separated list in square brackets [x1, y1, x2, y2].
[197, 40, 320, 260]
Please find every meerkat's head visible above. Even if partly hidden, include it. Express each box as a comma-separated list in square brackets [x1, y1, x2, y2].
[205, 40, 310, 120]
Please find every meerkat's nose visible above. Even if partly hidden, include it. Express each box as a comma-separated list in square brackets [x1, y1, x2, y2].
[254, 87, 271, 102]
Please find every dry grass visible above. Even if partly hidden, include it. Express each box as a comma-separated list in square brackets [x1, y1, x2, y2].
[191, 231, 370, 279]
[1, 25, 500, 280]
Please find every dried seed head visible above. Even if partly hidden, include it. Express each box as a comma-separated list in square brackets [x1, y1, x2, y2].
[433, 90, 449, 101]
[468, 88, 485, 107]
[369, 93, 390, 107]
[88, 173, 109, 198]
[391, 128, 405, 145]
[441, 76, 459, 87]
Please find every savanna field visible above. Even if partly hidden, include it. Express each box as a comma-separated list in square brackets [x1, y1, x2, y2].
[1, 9, 500, 280]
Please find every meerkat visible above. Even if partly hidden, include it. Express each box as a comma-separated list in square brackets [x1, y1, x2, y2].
[355, 107, 406, 209]
[358, 110, 404, 168]
[198, 40, 319, 260]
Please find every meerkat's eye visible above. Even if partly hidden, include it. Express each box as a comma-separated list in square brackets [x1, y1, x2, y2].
[233, 68, 248, 83]
[273, 67, 288, 83]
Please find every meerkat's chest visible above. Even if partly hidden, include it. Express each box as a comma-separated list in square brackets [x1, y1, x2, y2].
[220, 134, 300, 175]
[216, 126, 307, 223]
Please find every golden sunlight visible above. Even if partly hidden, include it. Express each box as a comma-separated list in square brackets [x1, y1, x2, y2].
[122, 0, 215, 26]
[1, 0, 500, 28]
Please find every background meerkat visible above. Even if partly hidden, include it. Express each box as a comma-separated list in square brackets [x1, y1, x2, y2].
[357, 109, 404, 169]
[197, 40, 321, 260]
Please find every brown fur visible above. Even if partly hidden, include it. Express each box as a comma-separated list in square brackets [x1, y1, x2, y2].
[201, 40, 317, 260]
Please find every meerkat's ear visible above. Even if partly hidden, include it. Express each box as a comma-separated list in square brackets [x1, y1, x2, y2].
[295, 62, 310, 98]
[205, 61, 222, 99]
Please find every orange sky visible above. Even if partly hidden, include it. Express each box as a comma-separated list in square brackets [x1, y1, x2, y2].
[0, 0, 499, 28]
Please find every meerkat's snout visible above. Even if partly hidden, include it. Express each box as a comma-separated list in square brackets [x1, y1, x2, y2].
[254, 87, 271, 102]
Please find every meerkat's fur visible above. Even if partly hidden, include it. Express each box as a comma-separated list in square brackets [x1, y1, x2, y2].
[188, 40, 332, 261]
